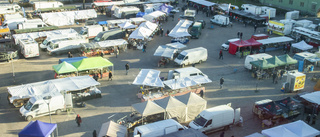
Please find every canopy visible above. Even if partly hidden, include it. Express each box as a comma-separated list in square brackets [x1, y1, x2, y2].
[130, 17, 146, 24]
[118, 21, 137, 29]
[292, 40, 313, 51]
[143, 11, 166, 22]
[52, 61, 78, 74]
[267, 56, 286, 66]
[262, 126, 300, 137]
[98, 121, 127, 137]
[228, 40, 252, 55]
[19, 120, 57, 137]
[132, 100, 165, 116]
[250, 58, 277, 69]
[278, 54, 298, 65]
[189, 0, 216, 6]
[257, 36, 293, 45]
[159, 3, 173, 14]
[139, 21, 158, 32]
[293, 52, 320, 62]
[175, 92, 207, 121]
[7, 76, 100, 103]
[162, 128, 208, 137]
[164, 75, 212, 90]
[165, 42, 187, 49]
[129, 26, 153, 40]
[136, 12, 146, 17]
[168, 20, 193, 38]
[154, 96, 187, 122]
[300, 91, 320, 105]
[154, 45, 178, 59]
[59, 56, 88, 64]
[245, 133, 264, 137]
[132, 69, 164, 87]
[282, 120, 320, 137]
[71, 57, 113, 71]
[97, 39, 128, 48]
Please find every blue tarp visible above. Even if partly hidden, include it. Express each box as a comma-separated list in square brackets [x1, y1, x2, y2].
[159, 3, 172, 14]
[59, 56, 88, 64]
[19, 120, 57, 137]
[136, 12, 146, 17]
[98, 21, 108, 25]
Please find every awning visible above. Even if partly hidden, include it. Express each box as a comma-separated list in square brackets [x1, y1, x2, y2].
[139, 21, 158, 32]
[257, 36, 293, 45]
[143, 11, 166, 22]
[132, 69, 164, 87]
[129, 26, 153, 40]
[292, 40, 313, 51]
[97, 39, 128, 48]
[154, 45, 177, 59]
[71, 57, 113, 71]
[132, 100, 165, 116]
[301, 91, 320, 105]
[164, 75, 212, 90]
[52, 61, 78, 74]
[168, 20, 193, 38]
[19, 120, 57, 137]
[118, 21, 137, 29]
[98, 121, 127, 137]
[165, 42, 187, 49]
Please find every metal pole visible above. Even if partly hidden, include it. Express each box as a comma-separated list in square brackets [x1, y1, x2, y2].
[48, 101, 52, 123]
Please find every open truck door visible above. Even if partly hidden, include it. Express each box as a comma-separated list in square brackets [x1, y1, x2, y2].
[234, 108, 241, 124]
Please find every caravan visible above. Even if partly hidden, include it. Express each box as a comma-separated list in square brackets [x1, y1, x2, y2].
[113, 6, 140, 19]
[260, 6, 276, 18]
[168, 67, 207, 80]
[210, 15, 230, 26]
[2, 17, 27, 30]
[17, 19, 48, 30]
[47, 36, 89, 55]
[241, 4, 261, 15]
[79, 25, 105, 39]
[18, 38, 39, 58]
[32, 1, 63, 10]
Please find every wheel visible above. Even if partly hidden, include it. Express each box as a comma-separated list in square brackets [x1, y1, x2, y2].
[56, 109, 61, 115]
[26, 115, 32, 121]
[199, 60, 202, 64]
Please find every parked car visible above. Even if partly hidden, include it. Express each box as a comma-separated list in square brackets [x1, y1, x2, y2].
[221, 38, 239, 50]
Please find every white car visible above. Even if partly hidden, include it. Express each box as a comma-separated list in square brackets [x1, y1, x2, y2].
[221, 38, 239, 50]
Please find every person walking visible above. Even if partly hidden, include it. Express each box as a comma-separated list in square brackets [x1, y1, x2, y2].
[166, 30, 170, 36]
[219, 50, 223, 60]
[93, 73, 99, 81]
[75, 114, 82, 127]
[68, 52, 73, 58]
[220, 77, 224, 89]
[108, 71, 112, 81]
[115, 48, 119, 58]
[142, 45, 146, 53]
[220, 131, 225, 137]
[280, 70, 285, 80]
[312, 114, 317, 125]
[160, 28, 164, 37]
[93, 130, 97, 137]
[125, 63, 130, 75]
[199, 89, 204, 98]
[237, 31, 240, 38]
[254, 24, 257, 33]
[306, 114, 311, 124]
[240, 32, 243, 40]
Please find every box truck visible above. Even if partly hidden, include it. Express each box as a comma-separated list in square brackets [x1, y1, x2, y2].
[189, 104, 241, 134]
[210, 15, 230, 26]
[168, 67, 207, 80]
[32, 1, 63, 10]
[133, 119, 185, 137]
[17, 19, 48, 30]
[18, 38, 39, 58]
[267, 20, 294, 36]
[2, 17, 27, 30]
[47, 36, 89, 55]
[79, 25, 105, 39]
[19, 92, 68, 121]
[174, 47, 208, 67]
[244, 53, 273, 70]
[113, 6, 140, 19]
[40, 32, 80, 50]
[260, 6, 276, 18]
[241, 4, 261, 15]
[285, 11, 299, 20]
[190, 22, 202, 39]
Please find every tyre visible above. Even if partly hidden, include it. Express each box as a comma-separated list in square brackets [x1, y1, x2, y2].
[56, 109, 61, 115]
[199, 60, 202, 64]
[26, 115, 33, 121]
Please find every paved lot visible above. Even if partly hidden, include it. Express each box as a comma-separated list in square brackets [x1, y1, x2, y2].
[0, 3, 319, 137]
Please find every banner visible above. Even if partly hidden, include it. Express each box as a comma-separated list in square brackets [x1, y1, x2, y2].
[294, 75, 306, 90]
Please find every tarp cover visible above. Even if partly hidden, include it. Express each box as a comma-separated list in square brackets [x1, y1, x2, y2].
[257, 36, 293, 45]
[164, 75, 212, 90]
[143, 11, 166, 22]
[228, 40, 252, 55]
[278, 54, 298, 65]
[52, 61, 78, 74]
[129, 26, 153, 40]
[161, 128, 207, 137]
[159, 3, 172, 14]
[154, 45, 177, 59]
[139, 21, 158, 32]
[132, 69, 164, 87]
[250, 58, 277, 69]
[175, 92, 207, 121]
[19, 120, 57, 137]
[262, 126, 299, 137]
[59, 56, 88, 64]
[301, 91, 320, 105]
[97, 39, 128, 48]
[154, 96, 187, 122]
[292, 40, 313, 51]
[189, 0, 216, 6]
[7, 76, 100, 103]
[267, 56, 286, 66]
[118, 21, 137, 29]
[71, 57, 113, 71]
[132, 100, 165, 116]
[98, 121, 127, 137]
[166, 42, 187, 49]
[168, 20, 193, 38]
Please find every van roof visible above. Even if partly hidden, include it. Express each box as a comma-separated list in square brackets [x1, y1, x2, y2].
[200, 105, 234, 119]
[181, 47, 207, 54]
[193, 22, 202, 26]
[135, 119, 183, 134]
[246, 53, 272, 59]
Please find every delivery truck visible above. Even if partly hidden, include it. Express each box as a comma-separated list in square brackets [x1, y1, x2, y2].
[17, 19, 48, 30]
[168, 67, 208, 80]
[18, 38, 39, 58]
[133, 119, 185, 137]
[210, 15, 230, 26]
[19, 92, 69, 121]
[174, 47, 208, 67]
[32, 1, 63, 10]
[47, 36, 89, 55]
[79, 25, 105, 39]
[189, 104, 241, 134]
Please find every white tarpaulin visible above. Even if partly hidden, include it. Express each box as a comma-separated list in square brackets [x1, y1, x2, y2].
[166, 42, 187, 49]
[154, 45, 177, 59]
[97, 39, 128, 48]
[118, 21, 137, 29]
[262, 126, 299, 137]
[98, 121, 127, 137]
[257, 36, 293, 45]
[41, 9, 97, 26]
[93, 1, 125, 6]
[143, 11, 166, 22]
[292, 40, 313, 51]
[168, 20, 193, 38]
[129, 26, 153, 40]
[189, 0, 216, 6]
[139, 21, 158, 32]
[301, 91, 320, 105]
[130, 17, 146, 24]
[154, 96, 187, 122]
[132, 100, 165, 116]
[107, 19, 128, 25]
[7, 76, 100, 103]
[163, 75, 212, 90]
[132, 69, 164, 87]
[175, 92, 207, 122]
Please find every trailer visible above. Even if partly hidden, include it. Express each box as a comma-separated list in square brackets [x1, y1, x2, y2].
[32, 1, 63, 10]
[113, 6, 140, 19]
[241, 4, 261, 15]
[267, 20, 294, 36]
[18, 38, 39, 58]
[260, 6, 276, 18]
[17, 19, 48, 30]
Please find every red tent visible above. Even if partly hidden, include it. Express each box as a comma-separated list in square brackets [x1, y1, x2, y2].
[247, 38, 263, 46]
[251, 34, 269, 40]
[228, 38, 262, 55]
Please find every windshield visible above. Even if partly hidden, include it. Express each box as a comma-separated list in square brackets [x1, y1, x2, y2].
[176, 54, 185, 60]
[194, 115, 207, 127]
[24, 101, 33, 111]
[42, 39, 48, 45]
[190, 28, 198, 34]
[79, 29, 87, 35]
[225, 42, 229, 45]
[94, 33, 103, 42]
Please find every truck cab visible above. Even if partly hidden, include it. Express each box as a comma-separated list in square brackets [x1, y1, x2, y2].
[190, 22, 202, 39]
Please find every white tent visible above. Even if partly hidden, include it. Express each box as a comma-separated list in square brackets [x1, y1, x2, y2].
[168, 20, 193, 38]
[189, 0, 216, 6]
[129, 26, 153, 40]
[175, 92, 207, 121]
[153, 45, 178, 59]
[163, 75, 212, 90]
[97, 39, 128, 48]
[300, 91, 320, 105]
[107, 19, 129, 26]
[154, 96, 187, 122]
[245, 132, 264, 137]
[118, 21, 137, 29]
[139, 21, 158, 32]
[132, 69, 164, 87]
[257, 36, 293, 45]
[93, 1, 125, 6]
[143, 11, 166, 22]
[262, 126, 300, 137]
[98, 121, 127, 137]
[7, 76, 100, 103]
[282, 120, 320, 137]
[292, 40, 313, 51]
[130, 17, 146, 24]
[132, 100, 165, 116]
[165, 42, 187, 49]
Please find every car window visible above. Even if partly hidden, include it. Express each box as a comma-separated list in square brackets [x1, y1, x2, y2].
[31, 104, 39, 111]
[204, 120, 212, 127]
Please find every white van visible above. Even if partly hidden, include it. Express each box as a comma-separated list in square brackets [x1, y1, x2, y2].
[210, 15, 230, 26]
[174, 47, 208, 67]
[19, 92, 65, 121]
[221, 38, 239, 50]
[80, 25, 105, 39]
[113, 6, 140, 19]
[3, 18, 27, 30]
[133, 119, 185, 137]
[17, 19, 48, 30]
[168, 67, 207, 80]
[40, 34, 80, 50]
[189, 104, 241, 134]
[18, 38, 39, 58]
[47, 36, 89, 55]
[244, 53, 272, 70]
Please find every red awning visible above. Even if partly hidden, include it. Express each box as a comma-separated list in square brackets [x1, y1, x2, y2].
[228, 39, 262, 55]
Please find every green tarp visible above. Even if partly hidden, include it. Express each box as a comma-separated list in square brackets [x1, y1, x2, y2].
[72, 57, 113, 71]
[250, 59, 276, 69]
[267, 56, 286, 66]
[250, 54, 298, 69]
[278, 54, 298, 65]
[52, 61, 77, 74]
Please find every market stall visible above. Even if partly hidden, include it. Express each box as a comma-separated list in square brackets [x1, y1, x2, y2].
[128, 26, 153, 49]
[166, 42, 187, 49]
[143, 11, 166, 23]
[292, 40, 313, 53]
[139, 21, 158, 33]
[81, 39, 128, 57]
[19, 120, 57, 137]
[274, 97, 303, 119]
[154, 96, 187, 123]
[251, 34, 269, 40]
[131, 100, 165, 127]
[98, 121, 127, 137]
[130, 17, 146, 25]
[257, 36, 294, 52]
[293, 52, 320, 72]
[154, 45, 178, 67]
[168, 19, 193, 44]
[228, 38, 262, 57]
[53, 61, 78, 79]
[71, 57, 114, 78]
[118, 21, 137, 29]
[282, 70, 306, 93]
